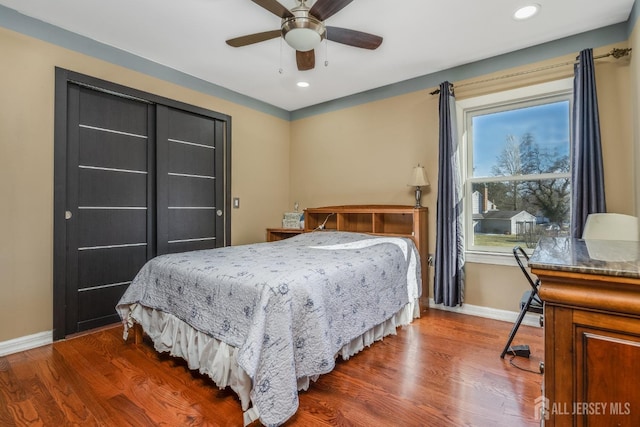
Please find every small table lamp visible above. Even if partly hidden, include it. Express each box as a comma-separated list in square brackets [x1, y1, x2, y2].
[408, 164, 429, 208]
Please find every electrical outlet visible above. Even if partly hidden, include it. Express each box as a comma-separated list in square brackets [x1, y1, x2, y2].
[233, 197, 240, 208]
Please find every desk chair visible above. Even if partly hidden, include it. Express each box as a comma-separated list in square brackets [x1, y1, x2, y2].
[500, 246, 543, 359]
[582, 213, 639, 241]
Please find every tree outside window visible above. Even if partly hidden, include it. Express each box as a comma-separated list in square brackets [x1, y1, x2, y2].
[464, 90, 572, 252]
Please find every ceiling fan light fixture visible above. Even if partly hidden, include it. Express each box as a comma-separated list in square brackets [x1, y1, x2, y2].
[282, 17, 325, 52]
[225, 0, 383, 72]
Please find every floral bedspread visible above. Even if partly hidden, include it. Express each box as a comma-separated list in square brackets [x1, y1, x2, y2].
[116, 231, 421, 426]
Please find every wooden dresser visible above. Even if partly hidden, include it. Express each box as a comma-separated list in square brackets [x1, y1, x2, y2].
[304, 205, 429, 304]
[529, 237, 640, 426]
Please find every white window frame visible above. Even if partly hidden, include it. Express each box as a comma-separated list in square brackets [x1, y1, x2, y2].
[456, 78, 573, 265]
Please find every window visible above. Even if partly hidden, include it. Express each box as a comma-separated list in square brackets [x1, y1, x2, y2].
[457, 79, 572, 263]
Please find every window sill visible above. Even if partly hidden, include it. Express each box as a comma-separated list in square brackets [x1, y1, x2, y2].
[465, 250, 521, 266]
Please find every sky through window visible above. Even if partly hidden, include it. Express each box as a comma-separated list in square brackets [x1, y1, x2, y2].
[472, 101, 570, 177]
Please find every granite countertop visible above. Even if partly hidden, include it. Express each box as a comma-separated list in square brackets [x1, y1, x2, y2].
[529, 237, 640, 279]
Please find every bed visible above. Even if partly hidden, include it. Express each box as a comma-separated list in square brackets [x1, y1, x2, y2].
[116, 230, 422, 426]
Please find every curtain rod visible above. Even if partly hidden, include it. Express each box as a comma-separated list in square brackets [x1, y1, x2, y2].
[429, 47, 632, 95]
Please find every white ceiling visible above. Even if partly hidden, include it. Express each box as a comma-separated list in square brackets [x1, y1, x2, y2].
[1, 0, 635, 111]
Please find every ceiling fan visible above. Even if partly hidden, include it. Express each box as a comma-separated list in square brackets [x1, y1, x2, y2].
[225, 0, 383, 71]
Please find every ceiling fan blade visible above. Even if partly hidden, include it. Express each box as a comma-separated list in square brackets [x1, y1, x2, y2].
[325, 26, 383, 50]
[296, 50, 315, 71]
[251, 0, 294, 18]
[226, 30, 281, 47]
[310, 0, 354, 21]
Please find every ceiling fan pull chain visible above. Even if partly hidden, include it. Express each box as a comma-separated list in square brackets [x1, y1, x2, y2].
[324, 36, 329, 67]
[278, 37, 283, 74]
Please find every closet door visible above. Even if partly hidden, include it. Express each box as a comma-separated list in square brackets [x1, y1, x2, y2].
[156, 106, 226, 253]
[64, 85, 154, 334]
[54, 69, 231, 339]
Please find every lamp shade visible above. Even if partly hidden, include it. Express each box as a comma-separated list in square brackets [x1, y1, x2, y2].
[284, 28, 322, 51]
[282, 16, 325, 52]
[408, 164, 429, 187]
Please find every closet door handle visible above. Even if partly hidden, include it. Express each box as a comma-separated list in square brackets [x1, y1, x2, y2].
[216, 210, 223, 217]
[65, 210, 73, 220]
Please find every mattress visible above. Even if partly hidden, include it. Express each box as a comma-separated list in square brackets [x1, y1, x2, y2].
[116, 231, 422, 425]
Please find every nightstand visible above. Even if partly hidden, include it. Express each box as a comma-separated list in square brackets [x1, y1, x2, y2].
[266, 228, 304, 242]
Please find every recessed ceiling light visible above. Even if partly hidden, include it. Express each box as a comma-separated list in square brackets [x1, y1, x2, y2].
[297, 81, 310, 88]
[514, 4, 540, 20]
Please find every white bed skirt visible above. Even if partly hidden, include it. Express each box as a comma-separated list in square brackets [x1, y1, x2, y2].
[121, 299, 420, 424]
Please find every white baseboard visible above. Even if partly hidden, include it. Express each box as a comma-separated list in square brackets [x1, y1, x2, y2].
[428, 298, 541, 327]
[0, 331, 53, 357]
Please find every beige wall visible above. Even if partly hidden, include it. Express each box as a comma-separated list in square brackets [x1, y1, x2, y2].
[290, 43, 635, 312]
[632, 21, 640, 222]
[0, 27, 290, 342]
[1, 21, 637, 344]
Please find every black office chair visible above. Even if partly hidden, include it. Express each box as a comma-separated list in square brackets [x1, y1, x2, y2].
[500, 246, 543, 359]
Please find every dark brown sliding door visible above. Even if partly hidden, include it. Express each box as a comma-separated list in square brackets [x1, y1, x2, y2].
[156, 106, 226, 254]
[54, 69, 231, 339]
[64, 85, 154, 333]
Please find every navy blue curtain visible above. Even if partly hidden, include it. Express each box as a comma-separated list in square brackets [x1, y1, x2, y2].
[434, 81, 464, 307]
[571, 48, 606, 238]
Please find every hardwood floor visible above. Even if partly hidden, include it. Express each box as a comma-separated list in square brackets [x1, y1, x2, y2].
[0, 309, 543, 426]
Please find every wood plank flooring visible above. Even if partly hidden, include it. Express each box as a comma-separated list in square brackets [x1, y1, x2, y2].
[0, 309, 543, 426]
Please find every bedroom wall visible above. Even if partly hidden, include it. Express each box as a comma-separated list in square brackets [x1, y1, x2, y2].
[289, 43, 635, 313]
[0, 27, 290, 342]
[632, 15, 640, 222]
[0, 9, 636, 346]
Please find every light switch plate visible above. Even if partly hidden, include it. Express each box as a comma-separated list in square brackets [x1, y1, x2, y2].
[233, 197, 240, 208]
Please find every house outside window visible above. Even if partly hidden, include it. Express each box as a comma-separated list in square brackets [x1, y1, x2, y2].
[457, 79, 573, 264]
